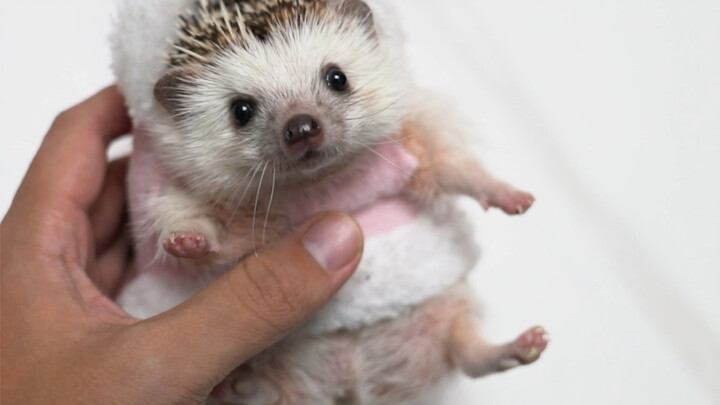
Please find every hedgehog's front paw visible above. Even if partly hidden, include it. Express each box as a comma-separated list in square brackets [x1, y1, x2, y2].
[161, 218, 222, 259]
[163, 232, 214, 258]
[478, 186, 535, 215]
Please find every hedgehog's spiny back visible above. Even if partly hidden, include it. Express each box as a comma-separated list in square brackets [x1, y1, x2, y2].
[170, 0, 328, 67]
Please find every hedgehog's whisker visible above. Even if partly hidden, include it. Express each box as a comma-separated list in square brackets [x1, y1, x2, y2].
[358, 143, 416, 179]
[252, 161, 269, 256]
[225, 168, 250, 223]
[361, 135, 410, 146]
[228, 162, 262, 225]
[227, 163, 254, 204]
[263, 163, 277, 247]
[237, 163, 263, 203]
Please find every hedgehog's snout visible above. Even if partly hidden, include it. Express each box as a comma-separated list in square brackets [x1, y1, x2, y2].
[282, 114, 325, 160]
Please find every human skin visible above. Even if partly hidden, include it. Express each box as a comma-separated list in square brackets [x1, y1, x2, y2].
[0, 86, 363, 405]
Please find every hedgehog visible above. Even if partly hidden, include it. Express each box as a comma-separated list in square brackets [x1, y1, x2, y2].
[111, 0, 548, 404]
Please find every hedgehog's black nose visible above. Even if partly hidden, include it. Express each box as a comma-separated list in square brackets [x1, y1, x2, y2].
[284, 114, 323, 146]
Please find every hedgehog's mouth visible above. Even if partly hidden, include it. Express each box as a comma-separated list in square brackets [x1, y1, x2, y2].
[300, 150, 322, 162]
[279, 147, 346, 177]
[293, 149, 332, 171]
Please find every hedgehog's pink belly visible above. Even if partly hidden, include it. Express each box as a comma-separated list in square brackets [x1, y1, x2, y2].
[352, 197, 420, 237]
[213, 291, 466, 405]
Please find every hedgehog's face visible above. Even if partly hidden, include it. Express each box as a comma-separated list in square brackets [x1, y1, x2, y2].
[154, 1, 411, 203]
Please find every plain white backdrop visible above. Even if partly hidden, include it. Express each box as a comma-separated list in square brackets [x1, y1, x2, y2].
[1, 1, 719, 404]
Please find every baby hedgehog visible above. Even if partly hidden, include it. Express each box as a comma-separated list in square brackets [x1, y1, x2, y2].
[112, 0, 548, 404]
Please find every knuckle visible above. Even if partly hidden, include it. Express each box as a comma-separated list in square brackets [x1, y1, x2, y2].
[51, 108, 77, 129]
[51, 106, 96, 136]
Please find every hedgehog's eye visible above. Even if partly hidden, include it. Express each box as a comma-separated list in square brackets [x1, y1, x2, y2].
[325, 66, 349, 92]
[231, 100, 255, 127]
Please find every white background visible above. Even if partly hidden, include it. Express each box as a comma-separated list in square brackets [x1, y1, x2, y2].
[1, 1, 719, 404]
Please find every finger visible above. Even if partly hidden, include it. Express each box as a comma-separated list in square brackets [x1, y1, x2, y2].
[133, 212, 363, 389]
[20, 86, 131, 210]
[89, 158, 129, 254]
[89, 232, 130, 298]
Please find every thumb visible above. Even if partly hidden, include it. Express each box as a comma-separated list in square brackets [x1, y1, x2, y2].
[133, 212, 363, 388]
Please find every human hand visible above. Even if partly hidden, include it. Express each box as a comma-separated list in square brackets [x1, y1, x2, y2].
[0, 87, 364, 404]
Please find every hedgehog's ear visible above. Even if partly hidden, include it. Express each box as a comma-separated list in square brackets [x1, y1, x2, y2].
[336, 0, 374, 33]
[154, 68, 190, 116]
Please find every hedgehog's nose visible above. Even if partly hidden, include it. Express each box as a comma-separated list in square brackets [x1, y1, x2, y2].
[283, 114, 323, 149]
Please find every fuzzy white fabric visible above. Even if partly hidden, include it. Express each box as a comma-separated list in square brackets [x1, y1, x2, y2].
[110, 0, 190, 124]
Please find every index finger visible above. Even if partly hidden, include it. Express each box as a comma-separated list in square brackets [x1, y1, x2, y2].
[21, 86, 131, 210]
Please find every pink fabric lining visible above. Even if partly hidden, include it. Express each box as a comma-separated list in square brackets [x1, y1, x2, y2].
[353, 197, 420, 237]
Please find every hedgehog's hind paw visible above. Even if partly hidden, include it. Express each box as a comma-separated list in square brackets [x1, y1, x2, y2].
[451, 316, 549, 378]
